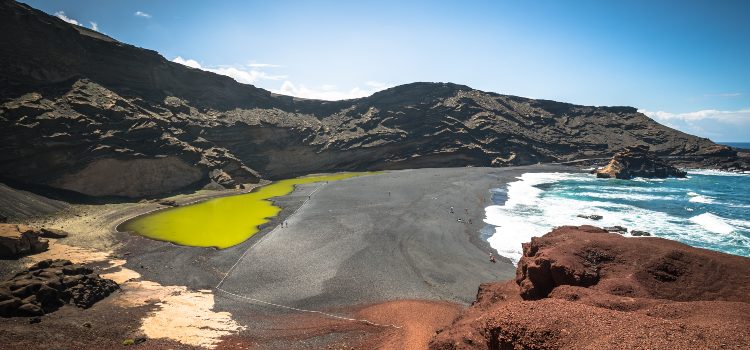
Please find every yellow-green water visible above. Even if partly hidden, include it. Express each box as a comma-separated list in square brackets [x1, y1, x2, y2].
[121, 173, 369, 249]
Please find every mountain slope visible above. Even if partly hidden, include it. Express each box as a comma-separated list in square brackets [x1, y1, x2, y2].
[0, 1, 731, 197]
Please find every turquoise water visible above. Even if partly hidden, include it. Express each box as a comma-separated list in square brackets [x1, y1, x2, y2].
[485, 170, 750, 263]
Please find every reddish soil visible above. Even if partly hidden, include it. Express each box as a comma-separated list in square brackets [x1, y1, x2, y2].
[430, 226, 750, 350]
[214, 300, 463, 350]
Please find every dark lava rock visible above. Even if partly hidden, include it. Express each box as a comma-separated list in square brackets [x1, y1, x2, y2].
[596, 145, 687, 179]
[0, 259, 118, 317]
[430, 226, 750, 349]
[0, 224, 48, 258]
[38, 228, 69, 238]
[577, 214, 603, 220]
[604, 225, 628, 233]
[631, 230, 651, 236]
[157, 199, 178, 207]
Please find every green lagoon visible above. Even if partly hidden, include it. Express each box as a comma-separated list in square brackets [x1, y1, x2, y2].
[121, 173, 369, 249]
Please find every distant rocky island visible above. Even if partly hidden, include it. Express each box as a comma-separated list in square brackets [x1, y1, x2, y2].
[1, 1, 746, 200]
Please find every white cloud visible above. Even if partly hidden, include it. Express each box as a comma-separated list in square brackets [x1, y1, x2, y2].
[247, 63, 281, 68]
[134, 11, 152, 18]
[639, 108, 750, 124]
[704, 92, 742, 98]
[171, 57, 286, 84]
[639, 108, 750, 141]
[172, 56, 389, 100]
[274, 81, 390, 101]
[209, 67, 286, 84]
[172, 56, 202, 69]
[89, 22, 98, 31]
[54, 11, 80, 26]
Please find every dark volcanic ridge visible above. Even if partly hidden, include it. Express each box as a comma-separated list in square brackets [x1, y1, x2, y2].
[0, 1, 743, 198]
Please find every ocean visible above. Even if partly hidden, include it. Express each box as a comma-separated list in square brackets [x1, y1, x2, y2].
[721, 142, 750, 150]
[484, 170, 750, 264]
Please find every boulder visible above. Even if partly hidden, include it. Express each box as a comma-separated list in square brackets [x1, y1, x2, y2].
[0, 259, 118, 317]
[0, 224, 49, 258]
[577, 214, 603, 220]
[209, 168, 236, 188]
[157, 199, 178, 207]
[596, 145, 687, 179]
[631, 230, 651, 236]
[39, 228, 69, 238]
[604, 225, 628, 233]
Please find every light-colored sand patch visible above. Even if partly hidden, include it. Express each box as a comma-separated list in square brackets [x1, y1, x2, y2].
[124, 282, 245, 348]
[23, 240, 111, 266]
[111, 280, 178, 307]
[100, 264, 141, 284]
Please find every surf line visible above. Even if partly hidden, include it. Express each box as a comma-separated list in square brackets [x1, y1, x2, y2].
[214, 182, 403, 329]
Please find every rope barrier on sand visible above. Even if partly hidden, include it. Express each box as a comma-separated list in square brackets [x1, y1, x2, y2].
[215, 288, 402, 329]
[214, 182, 324, 290]
[214, 182, 403, 329]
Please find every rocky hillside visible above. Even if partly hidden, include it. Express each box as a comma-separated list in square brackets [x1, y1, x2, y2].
[0, 1, 732, 197]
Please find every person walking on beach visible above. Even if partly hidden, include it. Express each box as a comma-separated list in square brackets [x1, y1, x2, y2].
[489, 253, 496, 263]
[450, 206, 454, 214]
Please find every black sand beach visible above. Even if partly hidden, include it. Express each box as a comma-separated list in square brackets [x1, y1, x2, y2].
[1, 165, 578, 349]
[123, 165, 574, 311]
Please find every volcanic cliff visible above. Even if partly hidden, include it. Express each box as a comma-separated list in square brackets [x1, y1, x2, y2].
[430, 226, 750, 349]
[0, 1, 736, 198]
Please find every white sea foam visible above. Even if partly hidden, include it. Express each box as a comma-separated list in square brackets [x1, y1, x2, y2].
[687, 169, 749, 177]
[687, 192, 715, 204]
[633, 177, 667, 182]
[484, 172, 749, 264]
[579, 192, 678, 201]
[575, 185, 686, 194]
[689, 213, 735, 235]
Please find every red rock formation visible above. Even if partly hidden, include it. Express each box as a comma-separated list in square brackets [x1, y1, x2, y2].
[430, 226, 750, 349]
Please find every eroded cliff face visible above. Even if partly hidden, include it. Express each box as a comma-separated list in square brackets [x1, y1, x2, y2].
[430, 226, 750, 350]
[0, 1, 730, 197]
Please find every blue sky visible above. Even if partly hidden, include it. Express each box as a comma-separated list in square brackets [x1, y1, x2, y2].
[22, 0, 750, 141]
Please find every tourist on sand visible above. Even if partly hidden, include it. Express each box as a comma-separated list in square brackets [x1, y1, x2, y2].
[489, 253, 496, 263]
[450, 206, 454, 214]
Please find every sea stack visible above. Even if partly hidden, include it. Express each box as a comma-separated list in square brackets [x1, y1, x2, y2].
[595, 145, 687, 179]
